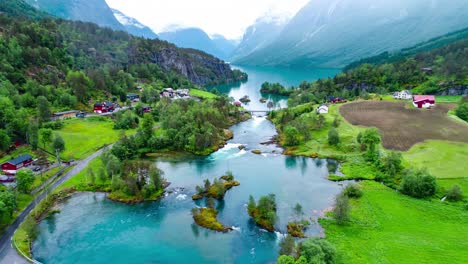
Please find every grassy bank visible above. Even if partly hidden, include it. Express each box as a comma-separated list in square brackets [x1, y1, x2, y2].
[321, 181, 468, 264]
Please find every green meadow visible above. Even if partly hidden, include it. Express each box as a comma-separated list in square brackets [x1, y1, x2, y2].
[321, 181, 468, 264]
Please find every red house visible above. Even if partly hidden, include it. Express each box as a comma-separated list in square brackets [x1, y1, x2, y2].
[326, 96, 347, 104]
[413, 95, 435, 108]
[142, 106, 152, 113]
[94, 102, 115, 113]
[1, 154, 33, 175]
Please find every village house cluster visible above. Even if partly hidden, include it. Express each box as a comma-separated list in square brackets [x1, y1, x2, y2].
[393, 90, 436, 108]
[159, 88, 190, 99]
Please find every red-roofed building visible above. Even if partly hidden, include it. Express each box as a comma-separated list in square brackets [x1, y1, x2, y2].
[413, 95, 435, 108]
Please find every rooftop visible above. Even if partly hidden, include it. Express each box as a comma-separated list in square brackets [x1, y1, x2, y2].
[5, 154, 33, 166]
[413, 95, 435, 102]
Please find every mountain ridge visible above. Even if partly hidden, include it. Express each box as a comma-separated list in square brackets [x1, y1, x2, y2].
[233, 0, 468, 68]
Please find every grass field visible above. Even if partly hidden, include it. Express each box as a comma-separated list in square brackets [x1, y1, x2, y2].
[436, 95, 463, 103]
[190, 89, 217, 99]
[58, 158, 109, 191]
[321, 181, 468, 264]
[340, 101, 468, 150]
[438, 178, 468, 194]
[403, 140, 468, 179]
[43, 117, 135, 160]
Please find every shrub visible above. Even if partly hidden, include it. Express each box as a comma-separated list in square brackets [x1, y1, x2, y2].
[42, 120, 64, 130]
[279, 235, 297, 256]
[284, 126, 301, 146]
[343, 183, 363, 198]
[455, 102, 468, 121]
[333, 193, 350, 225]
[381, 151, 403, 177]
[299, 238, 337, 264]
[400, 168, 437, 198]
[446, 185, 463, 202]
[328, 128, 340, 146]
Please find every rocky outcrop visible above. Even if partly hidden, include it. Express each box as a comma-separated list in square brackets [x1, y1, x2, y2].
[436, 85, 468, 96]
[150, 47, 246, 86]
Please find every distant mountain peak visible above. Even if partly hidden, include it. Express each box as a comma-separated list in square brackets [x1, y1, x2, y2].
[111, 8, 157, 39]
[112, 8, 144, 29]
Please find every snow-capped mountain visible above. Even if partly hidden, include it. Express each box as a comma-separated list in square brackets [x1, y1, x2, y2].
[233, 0, 468, 68]
[111, 8, 157, 39]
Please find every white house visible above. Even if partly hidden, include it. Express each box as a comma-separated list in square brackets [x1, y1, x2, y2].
[317, 105, 329, 114]
[393, 90, 412, 100]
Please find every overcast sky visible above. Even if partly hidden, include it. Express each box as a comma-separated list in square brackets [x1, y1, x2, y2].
[105, 0, 309, 39]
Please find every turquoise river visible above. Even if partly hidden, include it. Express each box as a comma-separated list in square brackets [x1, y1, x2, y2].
[33, 66, 342, 264]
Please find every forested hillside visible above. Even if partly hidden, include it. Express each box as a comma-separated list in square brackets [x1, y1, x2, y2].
[287, 37, 468, 106]
[0, 0, 246, 149]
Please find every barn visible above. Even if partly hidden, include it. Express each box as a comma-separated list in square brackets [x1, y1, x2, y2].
[1, 154, 34, 175]
[413, 95, 435, 108]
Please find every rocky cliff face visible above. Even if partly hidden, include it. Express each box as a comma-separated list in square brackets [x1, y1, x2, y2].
[150, 48, 242, 86]
[437, 85, 468, 96]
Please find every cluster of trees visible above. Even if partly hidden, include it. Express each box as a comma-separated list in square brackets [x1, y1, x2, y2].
[110, 96, 245, 158]
[155, 97, 244, 154]
[260, 82, 295, 96]
[247, 194, 277, 231]
[85, 151, 165, 200]
[278, 236, 337, 264]
[111, 160, 165, 199]
[0, 167, 36, 227]
[286, 38, 467, 107]
[272, 105, 343, 148]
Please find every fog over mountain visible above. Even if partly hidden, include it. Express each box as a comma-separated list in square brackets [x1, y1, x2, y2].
[159, 27, 237, 60]
[233, 0, 468, 68]
[230, 15, 289, 62]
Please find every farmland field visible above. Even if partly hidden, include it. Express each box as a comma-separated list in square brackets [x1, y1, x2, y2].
[340, 101, 468, 150]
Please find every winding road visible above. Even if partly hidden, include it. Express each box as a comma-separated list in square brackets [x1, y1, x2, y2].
[0, 145, 112, 264]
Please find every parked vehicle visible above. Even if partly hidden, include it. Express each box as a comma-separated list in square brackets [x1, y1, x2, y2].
[76, 111, 87, 118]
[33, 166, 41, 172]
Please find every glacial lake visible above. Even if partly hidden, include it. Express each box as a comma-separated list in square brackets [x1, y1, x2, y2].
[33, 66, 342, 264]
[210, 65, 340, 110]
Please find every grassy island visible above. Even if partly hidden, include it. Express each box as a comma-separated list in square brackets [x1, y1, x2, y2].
[192, 172, 240, 200]
[191, 207, 232, 233]
[247, 194, 277, 232]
